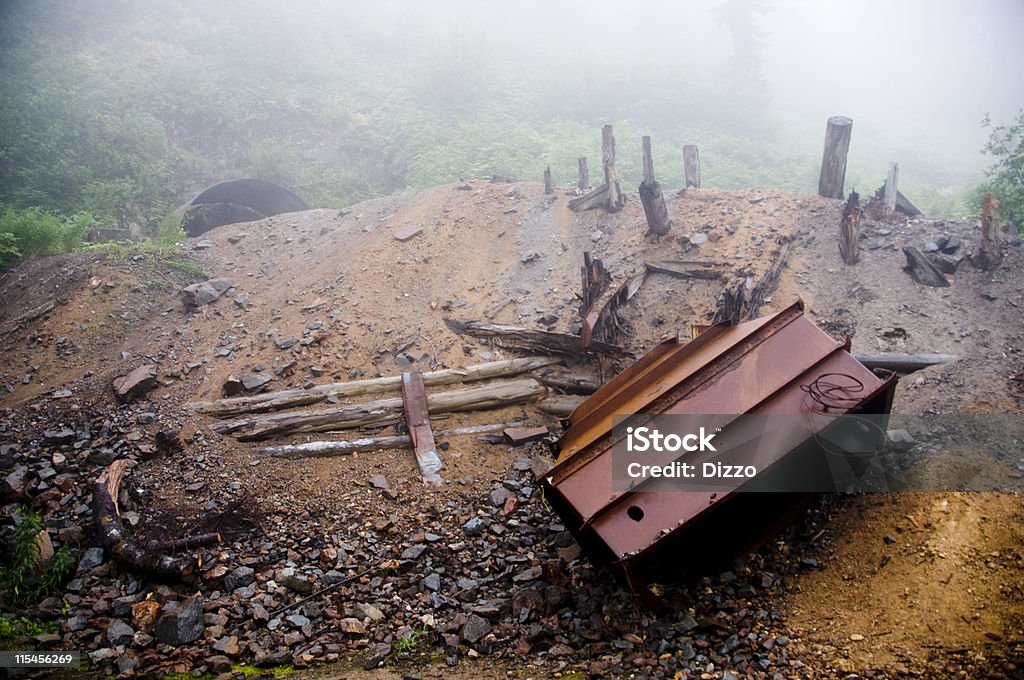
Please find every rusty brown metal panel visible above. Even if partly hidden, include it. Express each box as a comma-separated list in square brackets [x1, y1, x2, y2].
[401, 371, 442, 486]
[556, 301, 804, 465]
[543, 303, 898, 575]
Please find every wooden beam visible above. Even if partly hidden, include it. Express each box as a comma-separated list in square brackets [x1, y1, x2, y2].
[544, 166, 553, 195]
[839, 190, 861, 265]
[884, 163, 899, 213]
[188, 357, 560, 417]
[602, 125, 625, 212]
[645, 259, 725, 280]
[214, 379, 549, 441]
[641, 136, 655, 182]
[902, 246, 950, 287]
[683, 145, 701, 188]
[853, 353, 957, 373]
[444, 318, 629, 358]
[578, 157, 589, 190]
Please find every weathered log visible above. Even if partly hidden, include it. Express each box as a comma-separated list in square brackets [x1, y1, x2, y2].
[746, 239, 790, 320]
[537, 395, 586, 417]
[602, 125, 625, 212]
[534, 368, 601, 394]
[853, 352, 957, 373]
[683, 144, 701, 188]
[640, 180, 672, 238]
[978, 193, 1002, 270]
[818, 116, 853, 199]
[0, 300, 56, 336]
[544, 166, 553, 194]
[93, 460, 197, 578]
[568, 184, 610, 212]
[839, 191, 861, 265]
[580, 252, 613, 348]
[884, 163, 899, 213]
[902, 246, 949, 287]
[216, 379, 549, 441]
[189, 357, 560, 417]
[257, 422, 525, 459]
[444, 319, 629, 358]
[645, 259, 725, 280]
[578, 157, 589, 190]
[641, 136, 655, 182]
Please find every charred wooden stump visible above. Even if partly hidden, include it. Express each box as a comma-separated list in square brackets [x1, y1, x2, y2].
[839, 191, 861, 265]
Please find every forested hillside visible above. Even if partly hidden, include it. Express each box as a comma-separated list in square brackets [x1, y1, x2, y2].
[0, 0, 1003, 235]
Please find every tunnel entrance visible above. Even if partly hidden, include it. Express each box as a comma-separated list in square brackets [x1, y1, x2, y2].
[180, 179, 309, 236]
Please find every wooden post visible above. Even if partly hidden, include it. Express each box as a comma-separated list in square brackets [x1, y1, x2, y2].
[638, 135, 671, 238]
[578, 157, 589, 190]
[683, 145, 701, 188]
[602, 124, 625, 212]
[641, 136, 655, 182]
[544, 166, 553, 194]
[884, 163, 899, 212]
[979, 193, 1002, 270]
[838, 191, 861, 265]
[818, 116, 853, 199]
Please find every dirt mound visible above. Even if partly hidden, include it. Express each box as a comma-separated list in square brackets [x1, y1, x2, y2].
[0, 180, 1021, 678]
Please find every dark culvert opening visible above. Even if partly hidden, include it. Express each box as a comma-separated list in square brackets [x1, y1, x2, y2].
[180, 179, 309, 237]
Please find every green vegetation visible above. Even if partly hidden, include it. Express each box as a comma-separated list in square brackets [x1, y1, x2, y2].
[978, 109, 1024, 228]
[0, 0, 992, 257]
[0, 507, 75, 604]
[0, 207, 94, 266]
[389, 623, 432, 659]
[0, 614, 59, 642]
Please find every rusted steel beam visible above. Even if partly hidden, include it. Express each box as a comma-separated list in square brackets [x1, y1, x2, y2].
[401, 371, 443, 486]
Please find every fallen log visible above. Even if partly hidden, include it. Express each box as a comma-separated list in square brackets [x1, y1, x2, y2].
[189, 356, 560, 417]
[746, 239, 790, 320]
[568, 184, 610, 212]
[0, 300, 56, 336]
[216, 378, 549, 441]
[444, 319, 629, 359]
[902, 246, 949, 287]
[537, 395, 586, 417]
[853, 353, 957, 374]
[257, 422, 526, 459]
[645, 259, 725, 280]
[93, 460, 197, 578]
[534, 368, 601, 394]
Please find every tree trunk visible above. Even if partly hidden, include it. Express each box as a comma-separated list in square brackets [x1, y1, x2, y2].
[578, 157, 589, 190]
[818, 116, 853, 199]
[884, 163, 899, 213]
[683, 144, 701, 188]
[444, 318, 629, 358]
[189, 357, 560, 417]
[602, 125, 625, 212]
[93, 460, 197, 578]
[215, 379, 549, 441]
[537, 395, 586, 417]
[902, 246, 950, 287]
[544, 166, 553, 194]
[534, 368, 601, 394]
[839, 190, 861, 265]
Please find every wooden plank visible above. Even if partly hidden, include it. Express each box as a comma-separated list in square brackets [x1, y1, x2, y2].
[188, 356, 560, 417]
[401, 371, 442, 485]
[503, 426, 550, 445]
[683, 145, 701, 188]
[645, 259, 724, 280]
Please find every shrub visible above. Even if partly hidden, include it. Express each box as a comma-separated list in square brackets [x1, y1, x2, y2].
[0, 207, 95, 262]
[979, 109, 1024, 228]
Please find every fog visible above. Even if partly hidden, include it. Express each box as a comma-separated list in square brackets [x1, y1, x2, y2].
[2, 0, 1023, 218]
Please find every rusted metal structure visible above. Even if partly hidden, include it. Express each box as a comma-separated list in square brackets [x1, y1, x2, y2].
[542, 301, 897, 595]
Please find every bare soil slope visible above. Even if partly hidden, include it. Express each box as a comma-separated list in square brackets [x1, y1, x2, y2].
[0, 180, 1021, 678]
